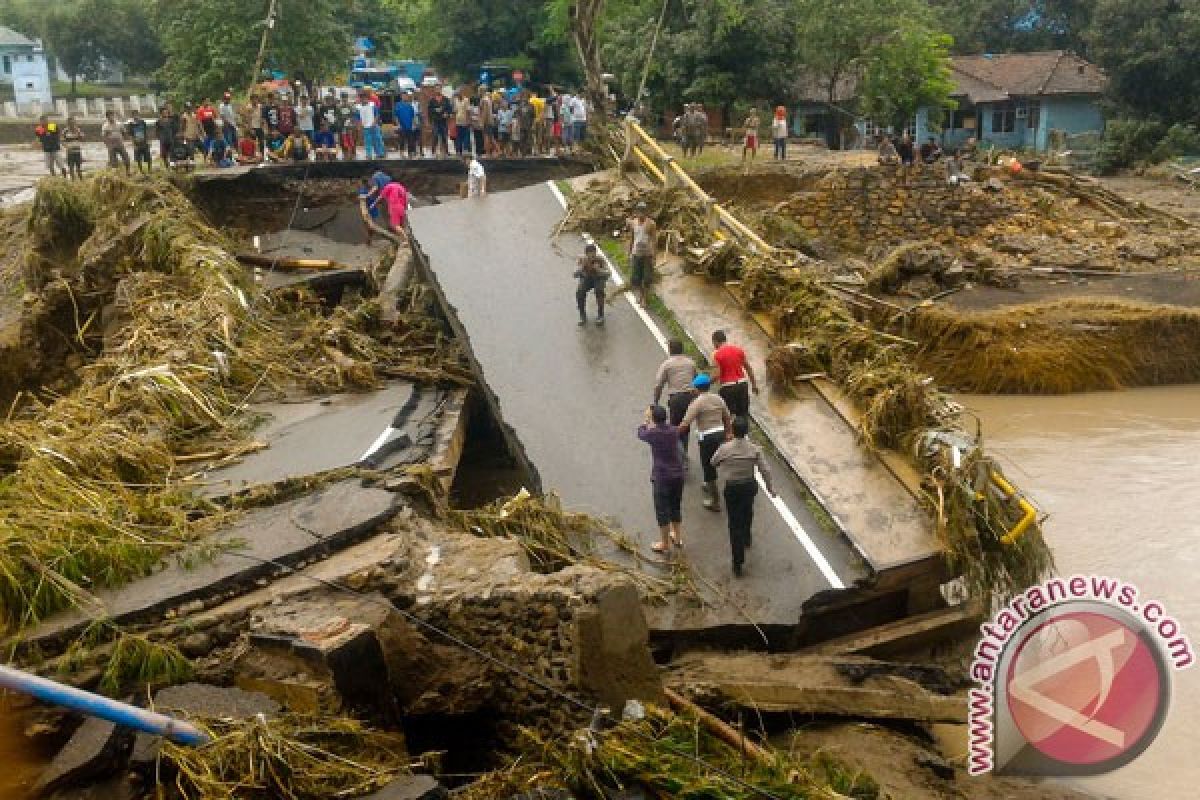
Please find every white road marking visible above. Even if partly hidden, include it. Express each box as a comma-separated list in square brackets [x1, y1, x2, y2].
[359, 426, 395, 464]
[546, 180, 845, 589]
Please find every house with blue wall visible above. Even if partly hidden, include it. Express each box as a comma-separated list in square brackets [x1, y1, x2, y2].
[916, 51, 1106, 153]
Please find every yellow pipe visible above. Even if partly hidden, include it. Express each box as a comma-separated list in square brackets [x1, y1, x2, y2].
[990, 471, 1037, 545]
[667, 159, 712, 200]
[715, 204, 774, 252]
[629, 120, 672, 162]
[631, 145, 666, 183]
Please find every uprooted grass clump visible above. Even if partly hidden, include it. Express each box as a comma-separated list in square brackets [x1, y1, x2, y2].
[443, 490, 688, 604]
[909, 298, 1200, 393]
[159, 713, 412, 800]
[754, 265, 1053, 603]
[460, 705, 879, 800]
[0, 174, 469, 633]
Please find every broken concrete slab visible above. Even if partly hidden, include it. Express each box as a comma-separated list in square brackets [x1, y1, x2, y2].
[21, 480, 400, 653]
[129, 684, 281, 771]
[667, 652, 964, 724]
[234, 590, 406, 718]
[195, 384, 443, 498]
[361, 774, 447, 800]
[152, 682, 281, 719]
[574, 582, 665, 712]
[35, 717, 132, 797]
[804, 601, 984, 659]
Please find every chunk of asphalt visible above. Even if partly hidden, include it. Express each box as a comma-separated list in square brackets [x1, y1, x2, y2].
[361, 774, 447, 800]
[130, 684, 280, 771]
[35, 717, 132, 796]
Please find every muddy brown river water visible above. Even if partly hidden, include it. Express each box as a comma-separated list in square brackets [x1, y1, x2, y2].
[963, 387, 1200, 800]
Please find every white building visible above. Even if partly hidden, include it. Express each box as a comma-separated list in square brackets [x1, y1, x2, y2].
[0, 25, 52, 106]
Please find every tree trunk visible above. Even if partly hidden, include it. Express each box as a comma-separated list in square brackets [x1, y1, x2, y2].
[569, 0, 608, 122]
[70, 73, 78, 98]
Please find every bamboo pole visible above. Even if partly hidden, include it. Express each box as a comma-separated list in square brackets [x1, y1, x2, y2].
[664, 687, 772, 763]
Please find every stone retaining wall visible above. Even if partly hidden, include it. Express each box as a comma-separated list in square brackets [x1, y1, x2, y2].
[779, 165, 1026, 252]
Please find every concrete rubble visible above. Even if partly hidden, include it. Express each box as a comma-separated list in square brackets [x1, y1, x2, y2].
[0, 159, 1117, 800]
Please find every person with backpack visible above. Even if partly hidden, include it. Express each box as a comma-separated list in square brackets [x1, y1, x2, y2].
[34, 115, 67, 176]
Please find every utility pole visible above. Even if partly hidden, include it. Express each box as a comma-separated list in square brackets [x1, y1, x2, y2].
[248, 0, 280, 97]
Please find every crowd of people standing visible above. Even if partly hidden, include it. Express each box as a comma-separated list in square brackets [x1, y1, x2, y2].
[32, 82, 594, 178]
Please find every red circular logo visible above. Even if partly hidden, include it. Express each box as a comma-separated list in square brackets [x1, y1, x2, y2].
[1005, 609, 1169, 769]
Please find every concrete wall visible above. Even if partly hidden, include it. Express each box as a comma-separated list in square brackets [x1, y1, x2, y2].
[1043, 95, 1105, 148]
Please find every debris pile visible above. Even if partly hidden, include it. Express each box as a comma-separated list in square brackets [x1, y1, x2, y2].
[696, 161, 1200, 392]
[0, 174, 468, 632]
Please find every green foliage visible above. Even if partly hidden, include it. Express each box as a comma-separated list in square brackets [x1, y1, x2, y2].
[1095, 119, 1200, 173]
[1152, 123, 1200, 161]
[156, 0, 351, 99]
[1087, 0, 1200, 124]
[604, 0, 798, 112]
[396, 0, 577, 84]
[928, 0, 1093, 54]
[860, 27, 956, 130]
[100, 634, 193, 694]
[0, 0, 161, 92]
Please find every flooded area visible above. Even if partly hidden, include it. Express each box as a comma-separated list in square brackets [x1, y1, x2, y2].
[962, 386, 1200, 800]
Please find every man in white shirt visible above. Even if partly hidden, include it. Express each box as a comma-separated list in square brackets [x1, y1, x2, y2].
[571, 94, 588, 144]
[465, 153, 486, 197]
[356, 93, 383, 159]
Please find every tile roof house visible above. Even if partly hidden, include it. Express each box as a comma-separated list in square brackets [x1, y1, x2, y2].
[917, 51, 1108, 152]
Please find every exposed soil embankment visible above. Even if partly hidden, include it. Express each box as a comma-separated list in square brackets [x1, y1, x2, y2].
[690, 161, 1200, 393]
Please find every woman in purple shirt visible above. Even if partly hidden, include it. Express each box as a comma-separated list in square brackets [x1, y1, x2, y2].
[637, 404, 685, 555]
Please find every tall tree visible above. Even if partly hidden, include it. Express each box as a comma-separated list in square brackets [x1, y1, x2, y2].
[793, 0, 952, 146]
[0, 0, 163, 92]
[156, 0, 351, 99]
[602, 0, 798, 116]
[928, 0, 1093, 54]
[396, 0, 575, 84]
[1085, 0, 1200, 123]
[860, 27, 956, 130]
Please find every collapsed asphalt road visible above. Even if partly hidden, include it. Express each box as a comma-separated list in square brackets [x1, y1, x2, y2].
[410, 182, 866, 634]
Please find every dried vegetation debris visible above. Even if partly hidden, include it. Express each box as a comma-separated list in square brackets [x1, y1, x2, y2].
[0, 174, 469, 634]
[461, 706, 880, 800]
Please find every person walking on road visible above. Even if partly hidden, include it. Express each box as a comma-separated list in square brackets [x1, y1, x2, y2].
[637, 404, 685, 555]
[711, 415, 776, 576]
[712, 329, 759, 418]
[627, 202, 657, 304]
[574, 243, 609, 325]
[464, 153, 487, 197]
[653, 339, 698, 457]
[677, 374, 732, 512]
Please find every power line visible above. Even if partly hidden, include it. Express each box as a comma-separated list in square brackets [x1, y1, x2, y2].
[222, 549, 791, 800]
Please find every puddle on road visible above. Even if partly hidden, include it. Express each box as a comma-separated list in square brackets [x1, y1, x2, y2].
[961, 385, 1200, 799]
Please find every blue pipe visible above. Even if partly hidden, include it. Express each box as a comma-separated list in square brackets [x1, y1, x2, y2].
[0, 664, 210, 746]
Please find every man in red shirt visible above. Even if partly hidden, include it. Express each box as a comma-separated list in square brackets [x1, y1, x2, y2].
[711, 329, 759, 418]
